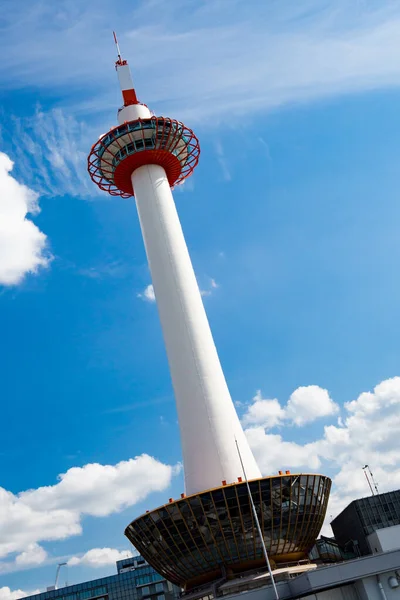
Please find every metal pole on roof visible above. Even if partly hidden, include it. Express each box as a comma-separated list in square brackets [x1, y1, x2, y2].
[55, 562, 67, 589]
[363, 465, 375, 496]
[367, 466, 379, 495]
[235, 438, 279, 600]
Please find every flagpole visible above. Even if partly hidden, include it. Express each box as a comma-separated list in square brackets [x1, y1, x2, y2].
[235, 438, 279, 600]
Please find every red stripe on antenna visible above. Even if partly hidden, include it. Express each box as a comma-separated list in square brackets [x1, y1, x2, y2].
[122, 89, 138, 105]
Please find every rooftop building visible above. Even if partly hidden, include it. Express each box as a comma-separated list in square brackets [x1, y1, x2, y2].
[331, 488, 400, 556]
[16, 546, 400, 600]
[216, 548, 400, 600]
[308, 536, 356, 564]
[19, 556, 180, 600]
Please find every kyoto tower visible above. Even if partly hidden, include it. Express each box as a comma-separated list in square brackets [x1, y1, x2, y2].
[88, 37, 330, 592]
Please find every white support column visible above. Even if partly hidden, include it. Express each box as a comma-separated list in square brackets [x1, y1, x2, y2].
[131, 164, 261, 495]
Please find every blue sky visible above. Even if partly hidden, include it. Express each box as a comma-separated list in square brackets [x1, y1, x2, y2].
[1, 0, 400, 596]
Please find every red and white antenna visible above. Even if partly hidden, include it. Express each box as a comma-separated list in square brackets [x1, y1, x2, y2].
[113, 31, 123, 64]
[113, 31, 138, 106]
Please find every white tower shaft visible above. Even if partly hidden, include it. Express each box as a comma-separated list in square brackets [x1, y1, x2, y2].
[131, 164, 261, 495]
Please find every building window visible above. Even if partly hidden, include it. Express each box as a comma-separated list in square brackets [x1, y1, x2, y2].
[155, 584, 164, 593]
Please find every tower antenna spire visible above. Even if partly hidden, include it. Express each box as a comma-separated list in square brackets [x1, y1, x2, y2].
[113, 31, 123, 64]
[112, 31, 139, 106]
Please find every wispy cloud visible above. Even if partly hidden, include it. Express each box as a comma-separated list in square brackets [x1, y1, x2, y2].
[4, 2, 400, 197]
[173, 176, 195, 194]
[258, 137, 272, 162]
[200, 277, 220, 297]
[104, 395, 172, 414]
[77, 260, 129, 280]
[137, 283, 156, 302]
[3, 1, 400, 124]
[215, 141, 231, 182]
[137, 279, 218, 300]
[6, 108, 97, 198]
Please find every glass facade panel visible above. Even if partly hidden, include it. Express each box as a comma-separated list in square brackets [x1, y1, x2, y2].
[356, 491, 400, 533]
[20, 559, 180, 600]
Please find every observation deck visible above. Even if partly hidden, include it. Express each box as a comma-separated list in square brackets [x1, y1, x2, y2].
[88, 116, 200, 198]
[125, 473, 331, 590]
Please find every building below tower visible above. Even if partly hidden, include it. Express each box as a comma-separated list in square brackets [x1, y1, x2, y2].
[18, 556, 180, 600]
[331, 488, 400, 556]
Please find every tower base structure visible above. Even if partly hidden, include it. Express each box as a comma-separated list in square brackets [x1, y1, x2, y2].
[125, 473, 331, 590]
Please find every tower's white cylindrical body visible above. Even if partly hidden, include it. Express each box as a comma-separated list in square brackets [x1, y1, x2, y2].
[131, 164, 261, 495]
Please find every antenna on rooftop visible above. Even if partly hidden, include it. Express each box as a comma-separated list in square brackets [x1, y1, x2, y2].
[55, 562, 67, 590]
[363, 465, 379, 495]
[367, 465, 379, 495]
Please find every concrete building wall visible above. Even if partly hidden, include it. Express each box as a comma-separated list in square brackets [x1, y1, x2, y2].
[355, 573, 400, 600]
[303, 584, 358, 600]
[210, 550, 400, 600]
[367, 525, 400, 554]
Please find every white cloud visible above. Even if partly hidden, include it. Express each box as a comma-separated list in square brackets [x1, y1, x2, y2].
[137, 284, 156, 302]
[244, 376, 400, 527]
[0, 152, 50, 285]
[242, 391, 285, 429]
[242, 385, 338, 429]
[138, 280, 218, 302]
[246, 427, 320, 474]
[0, 588, 40, 600]
[173, 177, 195, 195]
[15, 543, 47, 567]
[68, 547, 132, 568]
[286, 385, 339, 426]
[200, 278, 220, 297]
[0, 454, 175, 561]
